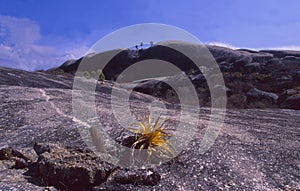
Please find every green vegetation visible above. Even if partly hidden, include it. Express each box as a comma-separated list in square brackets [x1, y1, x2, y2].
[82, 71, 91, 79]
[78, 69, 105, 81]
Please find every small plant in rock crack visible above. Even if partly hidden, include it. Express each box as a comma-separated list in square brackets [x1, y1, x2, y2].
[128, 115, 175, 160]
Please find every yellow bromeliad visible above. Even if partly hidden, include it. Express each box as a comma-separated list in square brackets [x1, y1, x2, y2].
[128, 115, 175, 159]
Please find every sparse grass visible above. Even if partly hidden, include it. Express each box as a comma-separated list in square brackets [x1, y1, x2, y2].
[78, 69, 105, 81]
[90, 126, 104, 152]
[128, 115, 175, 160]
[251, 72, 271, 81]
[230, 72, 244, 78]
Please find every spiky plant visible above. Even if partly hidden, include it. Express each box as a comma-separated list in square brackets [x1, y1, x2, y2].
[128, 115, 175, 160]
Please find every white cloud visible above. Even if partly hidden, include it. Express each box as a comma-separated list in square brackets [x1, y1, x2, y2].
[64, 45, 90, 59]
[0, 15, 88, 71]
[0, 16, 40, 45]
[206, 42, 239, 49]
[207, 41, 300, 52]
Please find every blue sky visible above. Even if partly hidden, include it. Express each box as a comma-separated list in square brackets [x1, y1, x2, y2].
[0, 0, 300, 71]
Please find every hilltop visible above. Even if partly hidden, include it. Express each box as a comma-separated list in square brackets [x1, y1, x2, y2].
[45, 41, 300, 110]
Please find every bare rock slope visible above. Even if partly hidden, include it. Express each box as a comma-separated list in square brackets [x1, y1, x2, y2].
[0, 67, 300, 190]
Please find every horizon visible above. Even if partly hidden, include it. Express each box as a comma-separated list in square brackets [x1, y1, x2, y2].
[1, 0, 300, 71]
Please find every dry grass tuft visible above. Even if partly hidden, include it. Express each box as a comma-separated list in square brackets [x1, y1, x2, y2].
[128, 115, 175, 160]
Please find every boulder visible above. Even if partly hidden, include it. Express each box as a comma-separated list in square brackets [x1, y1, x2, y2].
[34, 142, 51, 155]
[207, 45, 243, 62]
[0, 147, 32, 170]
[286, 89, 299, 96]
[246, 88, 278, 104]
[218, 61, 232, 72]
[0, 147, 30, 161]
[232, 57, 253, 71]
[36, 144, 115, 189]
[0, 144, 163, 190]
[278, 88, 299, 105]
[265, 58, 282, 67]
[244, 62, 261, 73]
[282, 56, 297, 61]
[273, 76, 295, 92]
[281, 94, 300, 110]
[250, 53, 273, 63]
